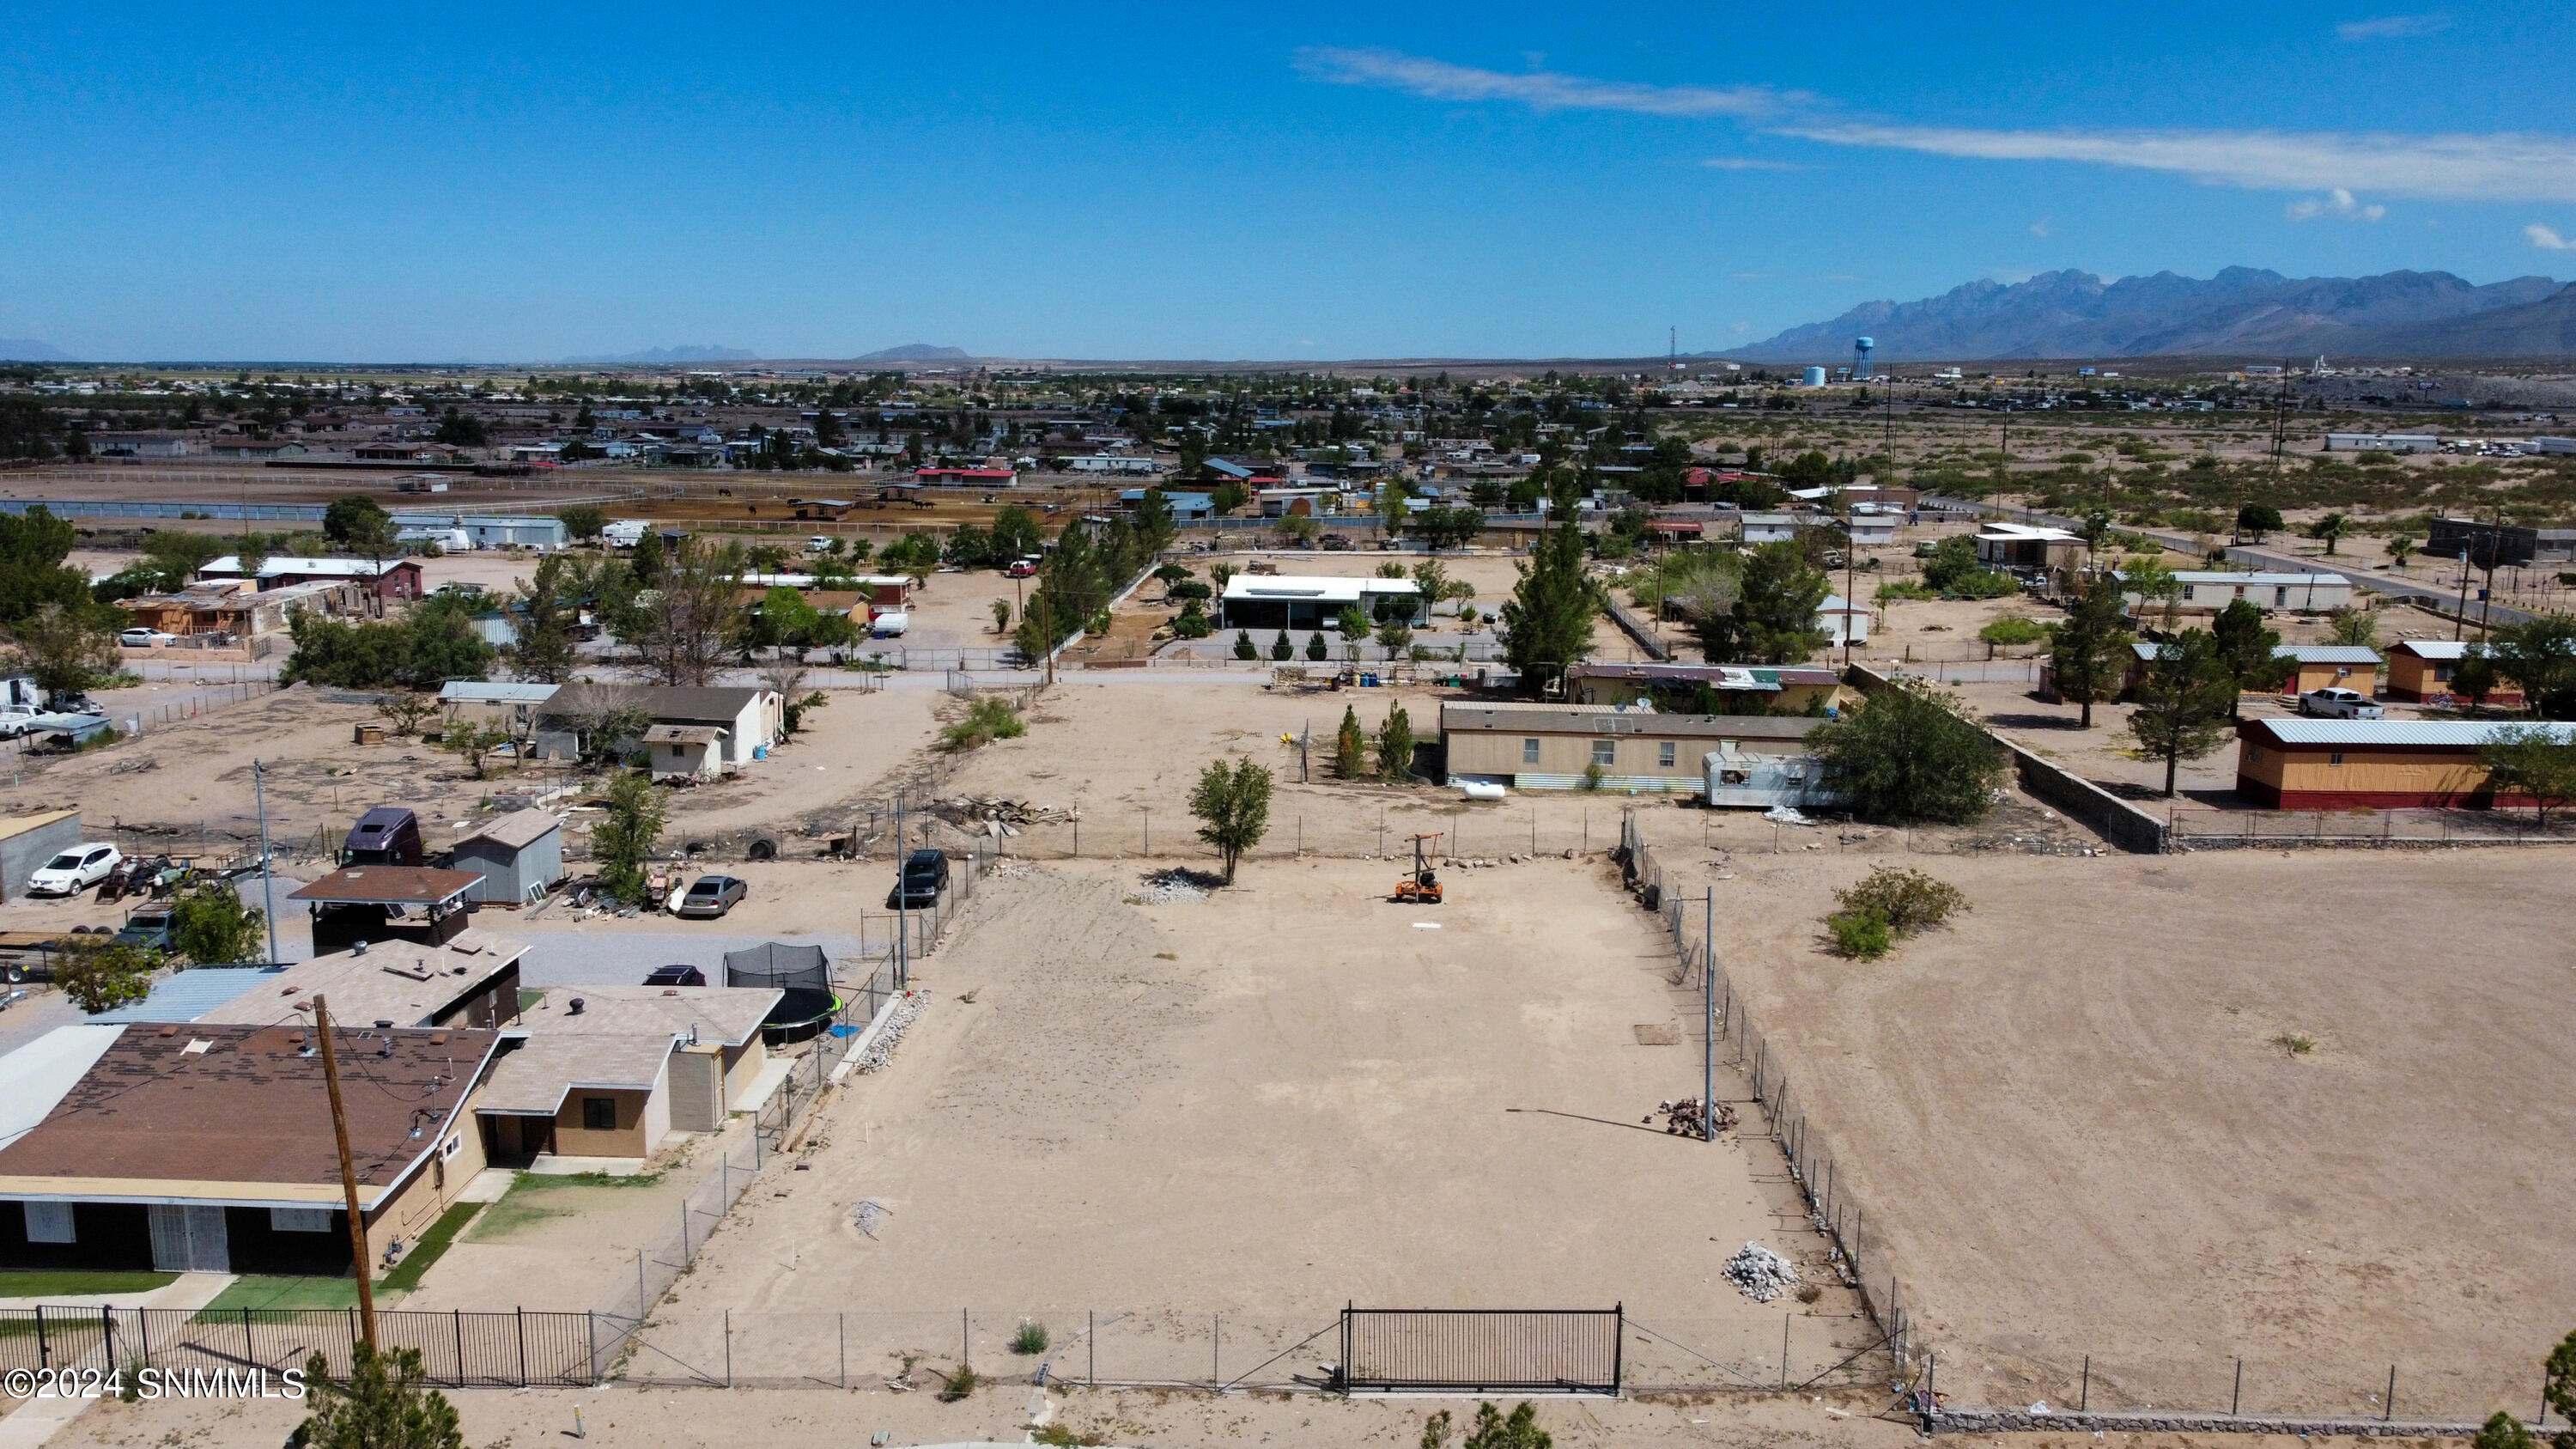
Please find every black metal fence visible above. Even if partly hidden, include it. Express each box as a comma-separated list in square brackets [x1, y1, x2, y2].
[0, 1306, 601, 1386]
[1339, 1306, 1624, 1395]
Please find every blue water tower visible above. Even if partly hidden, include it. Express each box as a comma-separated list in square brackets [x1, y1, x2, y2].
[1802, 366, 1828, 387]
[1853, 337, 1874, 381]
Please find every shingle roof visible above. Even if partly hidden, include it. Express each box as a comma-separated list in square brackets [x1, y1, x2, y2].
[0, 1022, 499, 1202]
[520, 985, 781, 1050]
[544, 683, 765, 724]
[474, 1035, 675, 1116]
[290, 866, 481, 905]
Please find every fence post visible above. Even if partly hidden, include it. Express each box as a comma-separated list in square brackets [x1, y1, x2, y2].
[2385, 1365, 2396, 1422]
[2232, 1356, 2242, 1416]
[137, 1306, 150, 1371]
[962, 1307, 970, 1370]
[586, 1311, 598, 1385]
[1780, 1314, 1790, 1389]
[101, 1305, 113, 1371]
[725, 1310, 733, 1388]
[242, 1306, 252, 1367]
[2080, 1354, 2089, 1412]
[840, 1312, 847, 1390]
[1088, 1310, 1095, 1387]
[518, 1306, 529, 1386]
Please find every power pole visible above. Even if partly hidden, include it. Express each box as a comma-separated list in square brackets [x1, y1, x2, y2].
[1701, 890, 1716, 1144]
[253, 759, 280, 965]
[894, 788, 909, 989]
[313, 995, 379, 1351]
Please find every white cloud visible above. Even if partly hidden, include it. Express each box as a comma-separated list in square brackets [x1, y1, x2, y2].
[2028, 217, 2054, 238]
[1771, 122, 2576, 203]
[2336, 14, 2451, 40]
[2529, 223, 2576, 251]
[1701, 156, 1800, 171]
[1303, 48, 2576, 204]
[2287, 187, 2387, 222]
[1296, 47, 1787, 119]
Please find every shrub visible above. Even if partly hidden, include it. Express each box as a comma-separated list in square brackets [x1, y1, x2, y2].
[1826, 908, 1893, 960]
[1834, 866, 1969, 935]
[941, 696, 1027, 752]
[1010, 1320, 1050, 1355]
[937, 1365, 978, 1402]
[1978, 616, 2046, 646]
[2270, 1032, 2316, 1056]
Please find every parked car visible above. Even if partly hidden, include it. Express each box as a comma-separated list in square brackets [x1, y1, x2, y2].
[0, 705, 45, 739]
[869, 609, 910, 638]
[643, 964, 708, 986]
[1005, 557, 1039, 578]
[27, 843, 123, 897]
[2298, 687, 2385, 720]
[808, 535, 834, 553]
[888, 849, 949, 910]
[672, 876, 746, 919]
[1320, 533, 1353, 551]
[111, 907, 175, 953]
[118, 628, 175, 648]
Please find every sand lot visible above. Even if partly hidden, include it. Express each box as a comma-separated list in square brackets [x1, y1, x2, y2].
[1635, 840, 2576, 1420]
[629, 857, 1873, 1390]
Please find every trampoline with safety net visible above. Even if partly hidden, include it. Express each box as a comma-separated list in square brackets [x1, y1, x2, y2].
[723, 941, 841, 1045]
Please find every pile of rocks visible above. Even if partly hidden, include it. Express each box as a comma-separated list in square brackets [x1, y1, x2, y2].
[1722, 1242, 1801, 1303]
[1130, 868, 1214, 905]
[934, 796, 1079, 837]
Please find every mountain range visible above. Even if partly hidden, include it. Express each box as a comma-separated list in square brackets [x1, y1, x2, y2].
[852, 344, 970, 362]
[1737, 268, 2576, 362]
[561, 344, 761, 364]
[0, 339, 72, 362]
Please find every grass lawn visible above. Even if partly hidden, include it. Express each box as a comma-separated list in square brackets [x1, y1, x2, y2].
[379, 1201, 481, 1294]
[200, 1275, 362, 1314]
[0, 1270, 178, 1300]
[470, 1170, 663, 1241]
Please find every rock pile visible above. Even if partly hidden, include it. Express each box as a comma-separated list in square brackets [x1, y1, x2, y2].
[934, 796, 1078, 837]
[1130, 868, 1214, 905]
[1722, 1242, 1800, 1303]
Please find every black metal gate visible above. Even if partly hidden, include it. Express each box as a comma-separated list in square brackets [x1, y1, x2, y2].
[1338, 1306, 1623, 1394]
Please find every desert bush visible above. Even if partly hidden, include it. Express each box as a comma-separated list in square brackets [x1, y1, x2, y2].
[1825, 909, 1893, 960]
[1834, 866, 1969, 935]
[1978, 616, 2046, 646]
[941, 696, 1027, 752]
[1011, 1320, 1050, 1355]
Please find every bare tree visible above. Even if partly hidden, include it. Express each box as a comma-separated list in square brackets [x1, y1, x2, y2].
[633, 539, 745, 686]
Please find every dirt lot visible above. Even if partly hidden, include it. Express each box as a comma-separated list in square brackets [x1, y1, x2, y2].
[1628, 833, 2576, 1420]
[629, 856, 1870, 1389]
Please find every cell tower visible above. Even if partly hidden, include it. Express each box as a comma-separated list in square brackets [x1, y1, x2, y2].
[1853, 336, 1874, 381]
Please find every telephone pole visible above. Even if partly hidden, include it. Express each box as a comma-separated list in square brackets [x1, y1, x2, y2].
[252, 760, 280, 965]
[313, 995, 379, 1350]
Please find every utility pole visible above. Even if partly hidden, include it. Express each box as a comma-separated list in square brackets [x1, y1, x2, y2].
[313, 995, 378, 1351]
[894, 788, 908, 989]
[253, 759, 280, 965]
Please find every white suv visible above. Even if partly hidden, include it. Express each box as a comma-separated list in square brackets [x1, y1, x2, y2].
[27, 843, 122, 897]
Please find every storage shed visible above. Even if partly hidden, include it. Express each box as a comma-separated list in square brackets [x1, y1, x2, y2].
[451, 810, 564, 905]
[0, 811, 82, 903]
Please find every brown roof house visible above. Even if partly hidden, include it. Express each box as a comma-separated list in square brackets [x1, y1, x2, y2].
[476, 986, 780, 1164]
[0, 1021, 501, 1275]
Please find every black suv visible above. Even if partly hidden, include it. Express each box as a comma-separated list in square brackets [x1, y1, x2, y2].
[888, 849, 949, 909]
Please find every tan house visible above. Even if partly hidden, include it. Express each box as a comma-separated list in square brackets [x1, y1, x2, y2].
[1564, 661, 1851, 715]
[2274, 643, 2382, 696]
[475, 985, 780, 1163]
[2237, 718, 2576, 809]
[2385, 639, 2524, 705]
[1440, 701, 1818, 794]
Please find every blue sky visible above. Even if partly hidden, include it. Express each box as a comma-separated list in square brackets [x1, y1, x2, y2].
[5, 3, 2574, 362]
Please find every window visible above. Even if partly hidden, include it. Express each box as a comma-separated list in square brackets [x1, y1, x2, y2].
[2245, 744, 2263, 764]
[581, 1098, 618, 1131]
[2336, 666, 2352, 678]
[23, 1202, 73, 1244]
[2182, 585, 2197, 601]
[2329, 752, 2344, 767]
[1658, 740, 1676, 769]
[270, 1207, 331, 1233]
[1591, 739, 1616, 768]
[1522, 738, 1540, 765]
[441, 1135, 463, 1160]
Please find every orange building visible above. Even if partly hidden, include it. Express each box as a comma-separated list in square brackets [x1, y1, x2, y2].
[2235, 718, 2576, 809]
[2385, 639, 2524, 706]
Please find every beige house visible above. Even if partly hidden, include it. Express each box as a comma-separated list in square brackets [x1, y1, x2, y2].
[1440, 701, 1819, 794]
[474, 986, 780, 1163]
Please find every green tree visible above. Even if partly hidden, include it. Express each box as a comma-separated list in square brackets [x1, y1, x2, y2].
[2128, 630, 2238, 797]
[1269, 630, 1293, 661]
[2453, 648, 2503, 706]
[323, 496, 394, 551]
[1305, 630, 1328, 661]
[1374, 703, 1416, 782]
[294, 1344, 465, 1449]
[2471, 1412, 2535, 1449]
[2308, 512, 2351, 556]
[989, 505, 1044, 563]
[1732, 540, 1832, 664]
[2210, 597, 2291, 720]
[7, 600, 122, 698]
[0, 507, 105, 626]
[2488, 614, 2576, 718]
[1498, 517, 1597, 693]
[2385, 535, 2415, 572]
[1918, 535, 1984, 593]
[56, 938, 155, 1014]
[507, 554, 580, 684]
[1375, 618, 1413, 654]
[1188, 756, 1273, 884]
[2326, 606, 2380, 648]
[2050, 574, 2135, 728]
[559, 504, 606, 542]
[281, 596, 494, 690]
[171, 881, 266, 965]
[139, 530, 224, 590]
[1334, 704, 1368, 779]
[1810, 679, 2007, 824]
[2544, 1326, 2576, 1446]
[1461, 1400, 1552, 1449]
[2477, 724, 2576, 828]
[443, 719, 513, 779]
[2236, 503, 2284, 543]
[590, 772, 666, 904]
[1233, 628, 1258, 660]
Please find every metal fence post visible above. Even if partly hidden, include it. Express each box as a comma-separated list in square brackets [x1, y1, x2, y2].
[725, 1310, 733, 1387]
[517, 1306, 528, 1386]
[586, 1311, 598, 1385]
[1088, 1310, 1096, 1387]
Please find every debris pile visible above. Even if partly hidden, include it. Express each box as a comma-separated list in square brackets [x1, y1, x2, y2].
[851, 1199, 890, 1239]
[986, 858, 1034, 880]
[1130, 868, 1216, 905]
[853, 992, 925, 1075]
[1722, 1242, 1801, 1303]
[1646, 1098, 1739, 1139]
[933, 796, 1078, 837]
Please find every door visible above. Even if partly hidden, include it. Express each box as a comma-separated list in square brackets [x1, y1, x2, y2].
[148, 1204, 231, 1273]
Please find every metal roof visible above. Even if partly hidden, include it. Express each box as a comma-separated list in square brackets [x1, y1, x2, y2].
[2170, 571, 2351, 587]
[2274, 644, 2383, 663]
[291, 866, 480, 905]
[455, 809, 562, 851]
[89, 965, 284, 1023]
[2388, 639, 2484, 659]
[2242, 719, 2576, 747]
[1439, 702, 1816, 740]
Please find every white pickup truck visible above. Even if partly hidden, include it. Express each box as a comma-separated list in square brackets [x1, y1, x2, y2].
[2298, 687, 2385, 720]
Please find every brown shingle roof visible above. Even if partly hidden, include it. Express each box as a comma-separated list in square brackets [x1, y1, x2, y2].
[290, 866, 480, 905]
[0, 1023, 498, 1202]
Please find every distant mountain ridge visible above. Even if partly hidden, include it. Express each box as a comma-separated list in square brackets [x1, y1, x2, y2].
[562, 344, 760, 364]
[853, 344, 971, 362]
[1739, 268, 2575, 361]
[0, 338, 73, 362]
